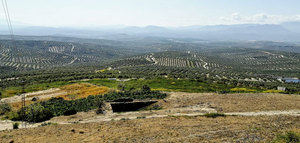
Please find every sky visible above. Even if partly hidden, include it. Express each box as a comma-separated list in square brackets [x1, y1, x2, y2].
[1, 0, 300, 27]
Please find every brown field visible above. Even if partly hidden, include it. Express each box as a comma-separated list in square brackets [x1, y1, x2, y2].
[0, 116, 299, 143]
[160, 92, 300, 112]
[0, 92, 299, 142]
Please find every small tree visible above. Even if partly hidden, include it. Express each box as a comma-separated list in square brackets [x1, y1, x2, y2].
[0, 102, 11, 115]
[13, 122, 19, 129]
[142, 85, 151, 93]
[21, 103, 53, 123]
[118, 83, 125, 91]
[94, 96, 104, 114]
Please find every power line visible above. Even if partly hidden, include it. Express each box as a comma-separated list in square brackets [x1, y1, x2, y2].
[1, 0, 14, 40]
[1, 0, 26, 128]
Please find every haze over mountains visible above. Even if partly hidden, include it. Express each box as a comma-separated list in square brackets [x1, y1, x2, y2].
[1, 21, 300, 42]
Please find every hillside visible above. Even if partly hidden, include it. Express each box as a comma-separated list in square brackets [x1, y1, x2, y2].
[110, 50, 300, 78]
[0, 40, 133, 71]
[2, 23, 300, 41]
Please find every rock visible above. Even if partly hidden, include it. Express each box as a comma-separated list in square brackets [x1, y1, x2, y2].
[31, 97, 39, 101]
[71, 129, 75, 133]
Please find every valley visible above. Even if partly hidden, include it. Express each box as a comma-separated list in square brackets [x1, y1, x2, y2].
[0, 36, 299, 143]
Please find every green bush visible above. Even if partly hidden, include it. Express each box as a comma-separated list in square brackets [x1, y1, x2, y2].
[0, 102, 12, 115]
[63, 108, 77, 116]
[142, 104, 163, 111]
[13, 90, 167, 123]
[13, 122, 19, 129]
[273, 131, 300, 143]
[19, 103, 53, 123]
[39, 122, 57, 127]
[4, 111, 19, 120]
[204, 113, 226, 118]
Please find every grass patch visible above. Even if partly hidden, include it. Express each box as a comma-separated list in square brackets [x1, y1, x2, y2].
[141, 104, 163, 111]
[136, 116, 146, 119]
[272, 131, 300, 143]
[85, 79, 119, 89]
[230, 88, 256, 93]
[1, 81, 70, 98]
[1, 78, 285, 99]
[203, 113, 226, 118]
[58, 83, 109, 100]
[39, 122, 57, 127]
[263, 90, 282, 93]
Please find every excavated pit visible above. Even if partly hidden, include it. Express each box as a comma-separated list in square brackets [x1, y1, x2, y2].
[110, 101, 157, 112]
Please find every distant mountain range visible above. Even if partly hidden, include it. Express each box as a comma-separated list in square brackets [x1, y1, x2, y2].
[1, 21, 300, 42]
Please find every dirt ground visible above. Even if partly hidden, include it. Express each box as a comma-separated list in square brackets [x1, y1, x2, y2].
[160, 92, 300, 112]
[0, 92, 299, 142]
[0, 116, 299, 143]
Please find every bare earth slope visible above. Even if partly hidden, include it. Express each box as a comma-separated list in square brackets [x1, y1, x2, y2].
[0, 92, 299, 142]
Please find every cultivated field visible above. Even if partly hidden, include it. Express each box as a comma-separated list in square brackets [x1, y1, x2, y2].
[0, 92, 299, 142]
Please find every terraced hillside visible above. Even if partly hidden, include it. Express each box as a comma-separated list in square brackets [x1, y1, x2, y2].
[0, 37, 299, 85]
[109, 49, 300, 78]
[0, 40, 129, 71]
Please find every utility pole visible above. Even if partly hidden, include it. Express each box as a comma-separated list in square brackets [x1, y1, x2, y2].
[21, 80, 26, 128]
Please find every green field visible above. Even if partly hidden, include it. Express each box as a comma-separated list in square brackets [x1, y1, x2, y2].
[3, 77, 295, 99]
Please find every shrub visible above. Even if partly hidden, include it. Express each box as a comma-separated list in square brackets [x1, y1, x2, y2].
[204, 113, 226, 118]
[142, 104, 162, 111]
[273, 131, 300, 143]
[137, 116, 146, 119]
[0, 102, 12, 115]
[142, 85, 151, 93]
[39, 122, 57, 127]
[4, 111, 19, 120]
[13, 90, 167, 122]
[19, 103, 54, 123]
[95, 108, 104, 114]
[63, 108, 77, 116]
[13, 122, 19, 129]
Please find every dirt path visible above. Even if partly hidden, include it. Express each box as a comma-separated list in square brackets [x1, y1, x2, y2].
[1, 108, 299, 131]
[1, 91, 299, 131]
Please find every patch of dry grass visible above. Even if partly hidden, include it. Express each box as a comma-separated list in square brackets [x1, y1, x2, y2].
[160, 92, 300, 112]
[0, 116, 298, 142]
[10, 100, 34, 110]
[58, 83, 110, 100]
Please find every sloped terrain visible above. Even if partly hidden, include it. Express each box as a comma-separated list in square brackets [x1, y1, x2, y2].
[110, 49, 300, 78]
[0, 40, 130, 71]
[0, 92, 299, 142]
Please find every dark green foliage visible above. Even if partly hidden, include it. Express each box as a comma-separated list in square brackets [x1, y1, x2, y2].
[13, 90, 166, 122]
[39, 96, 98, 117]
[13, 122, 19, 129]
[18, 103, 54, 123]
[142, 104, 163, 111]
[142, 85, 151, 93]
[102, 90, 167, 101]
[204, 113, 226, 118]
[63, 108, 77, 116]
[0, 103, 11, 115]
[39, 122, 57, 127]
[273, 131, 300, 143]
[137, 116, 146, 119]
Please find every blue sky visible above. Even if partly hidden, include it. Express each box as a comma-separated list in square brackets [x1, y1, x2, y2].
[1, 0, 300, 27]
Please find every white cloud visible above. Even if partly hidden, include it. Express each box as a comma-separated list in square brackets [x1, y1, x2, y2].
[220, 13, 300, 24]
